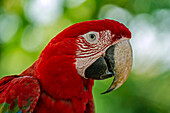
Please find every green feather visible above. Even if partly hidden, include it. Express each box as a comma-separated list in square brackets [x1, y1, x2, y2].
[0, 99, 21, 113]
[0, 102, 9, 113]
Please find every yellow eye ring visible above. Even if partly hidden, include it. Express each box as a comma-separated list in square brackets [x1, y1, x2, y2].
[88, 34, 96, 41]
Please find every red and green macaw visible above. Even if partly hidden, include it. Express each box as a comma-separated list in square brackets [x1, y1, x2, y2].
[0, 19, 133, 113]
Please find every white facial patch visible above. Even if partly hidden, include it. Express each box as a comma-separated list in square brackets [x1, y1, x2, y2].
[75, 30, 114, 77]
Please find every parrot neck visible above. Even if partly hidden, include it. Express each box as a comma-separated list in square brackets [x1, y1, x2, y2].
[21, 58, 94, 100]
[38, 55, 94, 112]
[20, 40, 95, 112]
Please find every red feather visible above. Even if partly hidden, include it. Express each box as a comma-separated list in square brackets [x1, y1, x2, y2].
[0, 19, 131, 113]
[0, 75, 40, 112]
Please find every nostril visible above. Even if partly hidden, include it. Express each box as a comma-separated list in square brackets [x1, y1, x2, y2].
[118, 36, 122, 39]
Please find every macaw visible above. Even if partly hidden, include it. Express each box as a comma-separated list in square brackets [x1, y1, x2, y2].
[0, 19, 133, 113]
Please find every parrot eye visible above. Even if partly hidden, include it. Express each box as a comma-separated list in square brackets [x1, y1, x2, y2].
[88, 34, 96, 41]
[82, 31, 99, 44]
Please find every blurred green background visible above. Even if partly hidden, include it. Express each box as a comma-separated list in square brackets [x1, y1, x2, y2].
[0, 0, 170, 113]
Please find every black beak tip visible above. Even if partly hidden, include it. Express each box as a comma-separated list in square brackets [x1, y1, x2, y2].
[100, 87, 116, 94]
[100, 76, 116, 94]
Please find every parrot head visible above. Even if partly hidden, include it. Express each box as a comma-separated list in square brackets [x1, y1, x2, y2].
[38, 19, 132, 94]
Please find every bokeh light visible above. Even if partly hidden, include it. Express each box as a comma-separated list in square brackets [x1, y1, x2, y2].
[24, 0, 64, 25]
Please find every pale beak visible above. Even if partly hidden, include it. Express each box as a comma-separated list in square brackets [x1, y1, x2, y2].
[85, 39, 133, 94]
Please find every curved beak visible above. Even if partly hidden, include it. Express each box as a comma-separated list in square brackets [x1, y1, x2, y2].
[85, 40, 133, 94]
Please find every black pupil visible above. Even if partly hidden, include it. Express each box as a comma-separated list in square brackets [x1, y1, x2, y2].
[90, 34, 95, 39]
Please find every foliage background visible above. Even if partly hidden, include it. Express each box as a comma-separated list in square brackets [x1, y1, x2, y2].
[0, 0, 170, 113]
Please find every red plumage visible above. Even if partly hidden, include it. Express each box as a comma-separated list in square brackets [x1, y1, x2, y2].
[0, 19, 131, 113]
[0, 75, 40, 112]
